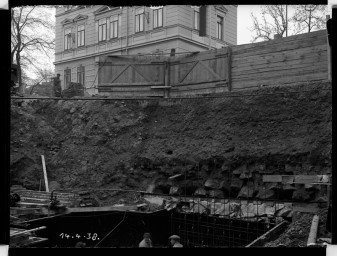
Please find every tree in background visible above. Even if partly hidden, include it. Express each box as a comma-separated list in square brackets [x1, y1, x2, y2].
[11, 6, 55, 94]
[250, 5, 329, 43]
[292, 5, 328, 34]
[250, 5, 288, 42]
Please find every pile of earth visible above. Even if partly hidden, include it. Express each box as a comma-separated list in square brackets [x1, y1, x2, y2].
[264, 207, 331, 247]
[10, 81, 331, 207]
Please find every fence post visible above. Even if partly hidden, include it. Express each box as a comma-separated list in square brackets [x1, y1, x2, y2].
[227, 46, 232, 91]
[164, 61, 170, 98]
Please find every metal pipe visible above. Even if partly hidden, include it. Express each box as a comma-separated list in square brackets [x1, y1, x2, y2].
[208, 5, 211, 50]
[126, 7, 129, 55]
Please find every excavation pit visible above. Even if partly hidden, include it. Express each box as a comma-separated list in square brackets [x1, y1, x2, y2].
[25, 208, 278, 248]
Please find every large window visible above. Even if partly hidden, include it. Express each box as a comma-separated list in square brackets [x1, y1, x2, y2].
[77, 66, 85, 85]
[64, 28, 72, 50]
[77, 24, 85, 47]
[194, 8, 200, 30]
[98, 18, 107, 42]
[64, 68, 71, 88]
[110, 16, 119, 38]
[217, 16, 223, 40]
[153, 8, 163, 28]
[135, 9, 144, 33]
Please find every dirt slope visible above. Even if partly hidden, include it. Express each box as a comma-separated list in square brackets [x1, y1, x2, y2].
[10, 81, 331, 204]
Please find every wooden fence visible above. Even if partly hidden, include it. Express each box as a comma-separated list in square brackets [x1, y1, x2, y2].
[98, 30, 328, 97]
[231, 30, 328, 90]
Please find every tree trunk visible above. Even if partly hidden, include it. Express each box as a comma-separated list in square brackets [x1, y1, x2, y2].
[16, 52, 23, 94]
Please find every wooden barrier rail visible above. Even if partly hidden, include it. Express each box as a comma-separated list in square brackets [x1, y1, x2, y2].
[97, 30, 328, 97]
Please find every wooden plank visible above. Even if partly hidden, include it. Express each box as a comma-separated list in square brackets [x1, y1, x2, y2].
[171, 83, 228, 92]
[174, 79, 226, 87]
[41, 155, 49, 192]
[10, 226, 46, 237]
[232, 30, 326, 53]
[130, 64, 151, 82]
[262, 175, 330, 184]
[293, 204, 319, 213]
[232, 59, 328, 78]
[68, 205, 138, 213]
[231, 73, 328, 90]
[263, 175, 282, 183]
[179, 61, 199, 83]
[111, 64, 130, 83]
[98, 86, 160, 92]
[227, 46, 232, 91]
[245, 221, 289, 247]
[171, 86, 228, 97]
[168, 174, 183, 180]
[294, 175, 319, 184]
[233, 51, 327, 70]
[232, 36, 326, 57]
[232, 65, 327, 82]
[232, 46, 327, 69]
[151, 86, 172, 89]
[232, 40, 327, 62]
[282, 176, 294, 184]
[198, 60, 223, 80]
[102, 63, 165, 66]
[99, 82, 163, 87]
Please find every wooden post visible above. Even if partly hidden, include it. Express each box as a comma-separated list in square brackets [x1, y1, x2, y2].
[326, 15, 331, 81]
[164, 61, 170, 98]
[307, 215, 319, 246]
[41, 155, 49, 192]
[227, 46, 232, 91]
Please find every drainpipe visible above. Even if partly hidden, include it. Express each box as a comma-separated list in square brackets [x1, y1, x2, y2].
[126, 6, 129, 55]
[208, 5, 211, 50]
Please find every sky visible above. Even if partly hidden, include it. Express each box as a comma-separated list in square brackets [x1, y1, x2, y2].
[237, 3, 335, 45]
[0, 0, 7, 9]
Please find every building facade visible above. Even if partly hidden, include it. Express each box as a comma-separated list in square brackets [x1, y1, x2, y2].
[54, 5, 237, 94]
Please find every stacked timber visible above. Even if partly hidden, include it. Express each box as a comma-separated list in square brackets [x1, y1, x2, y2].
[10, 226, 48, 248]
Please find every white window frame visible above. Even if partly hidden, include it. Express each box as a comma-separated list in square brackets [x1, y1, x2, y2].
[216, 15, 223, 40]
[135, 8, 144, 33]
[110, 15, 119, 39]
[64, 68, 71, 88]
[77, 24, 85, 47]
[98, 18, 107, 42]
[153, 7, 163, 28]
[64, 28, 72, 50]
[77, 65, 85, 85]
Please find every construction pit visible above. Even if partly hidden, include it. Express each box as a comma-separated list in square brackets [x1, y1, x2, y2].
[10, 81, 332, 248]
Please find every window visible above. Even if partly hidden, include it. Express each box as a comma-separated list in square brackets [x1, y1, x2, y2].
[77, 24, 85, 47]
[135, 9, 144, 33]
[110, 16, 119, 38]
[77, 66, 85, 85]
[98, 18, 107, 42]
[194, 8, 200, 30]
[217, 16, 223, 40]
[153, 8, 163, 28]
[64, 28, 72, 50]
[64, 68, 71, 88]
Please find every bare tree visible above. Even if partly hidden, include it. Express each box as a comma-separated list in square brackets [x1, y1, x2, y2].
[250, 5, 288, 42]
[292, 5, 328, 34]
[250, 5, 328, 43]
[11, 6, 55, 94]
